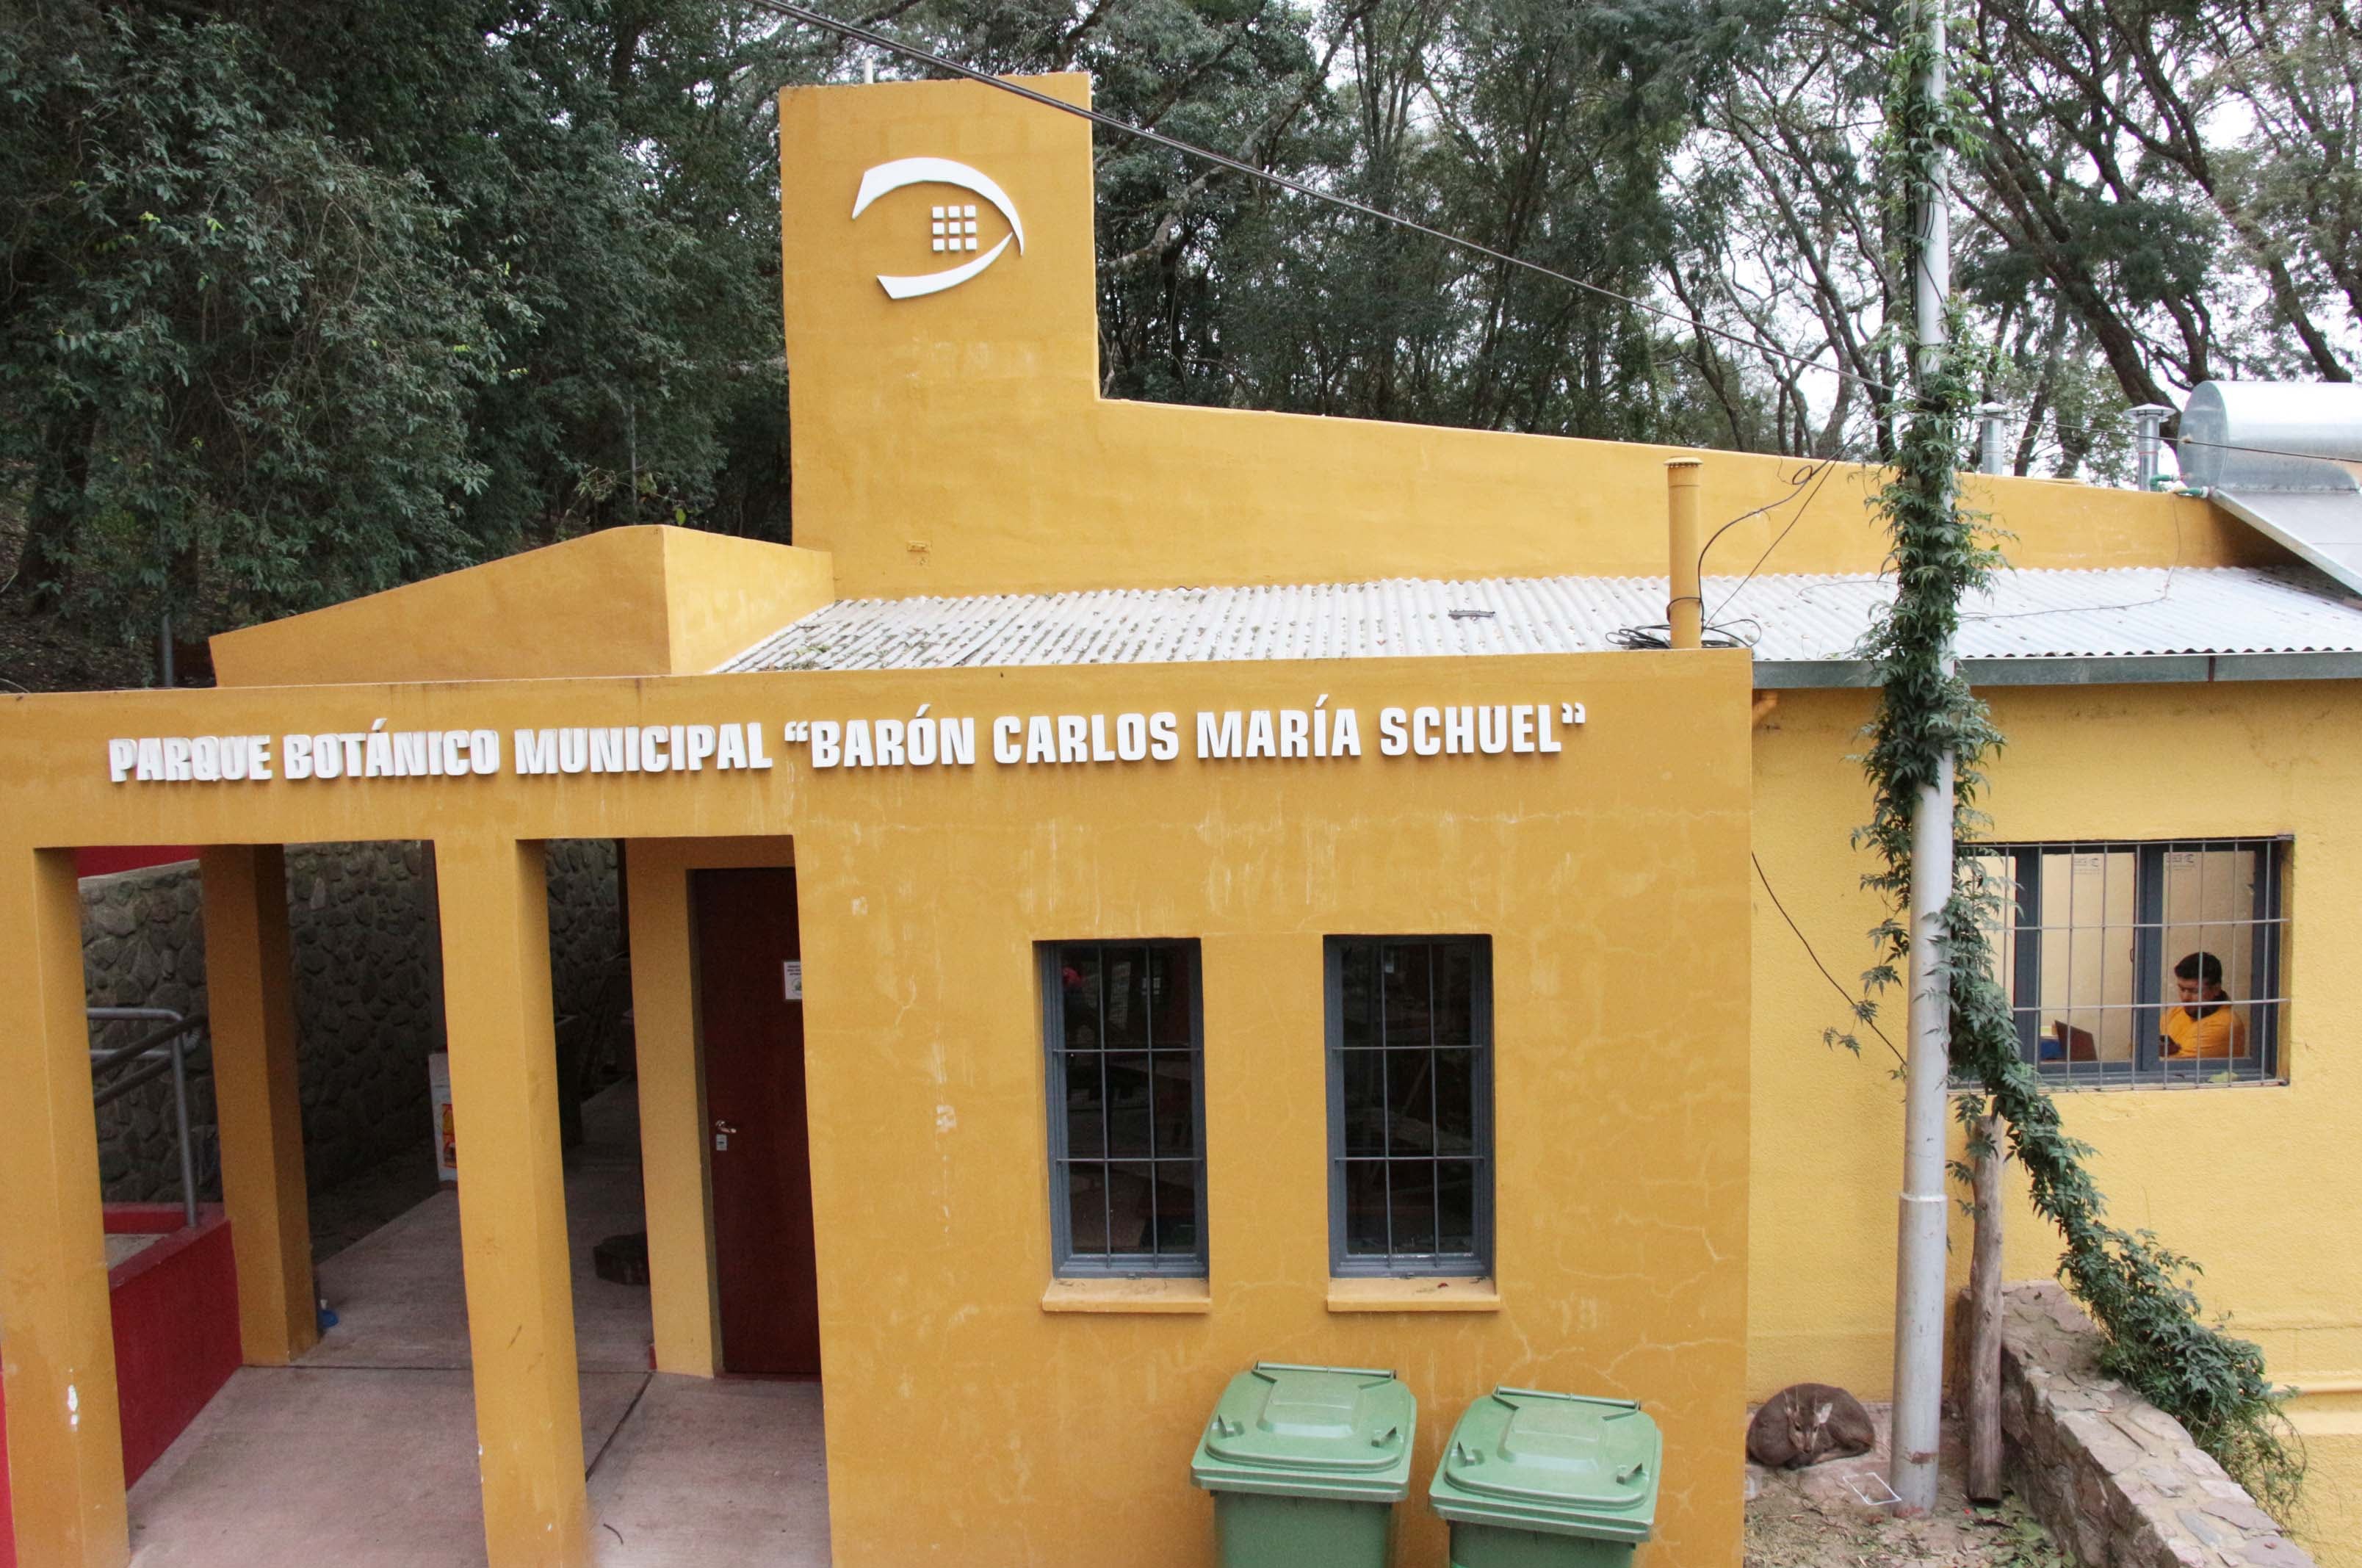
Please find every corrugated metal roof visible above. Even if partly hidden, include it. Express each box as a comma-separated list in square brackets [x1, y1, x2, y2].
[2209, 489, 2362, 599]
[715, 566, 2362, 674]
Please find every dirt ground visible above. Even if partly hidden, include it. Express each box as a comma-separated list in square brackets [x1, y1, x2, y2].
[1745, 1409, 2069, 1568]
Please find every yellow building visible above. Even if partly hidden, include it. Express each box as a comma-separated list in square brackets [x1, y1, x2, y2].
[4, 71, 2361, 1567]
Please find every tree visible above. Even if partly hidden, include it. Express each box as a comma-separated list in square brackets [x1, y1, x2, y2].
[0, 7, 502, 632]
[1, 0, 807, 654]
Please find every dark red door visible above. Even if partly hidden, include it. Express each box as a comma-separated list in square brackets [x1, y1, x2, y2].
[693, 867, 821, 1376]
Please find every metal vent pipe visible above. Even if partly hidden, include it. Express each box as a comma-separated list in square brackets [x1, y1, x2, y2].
[1974, 403, 2009, 476]
[1665, 458, 1702, 650]
[2130, 405, 2173, 489]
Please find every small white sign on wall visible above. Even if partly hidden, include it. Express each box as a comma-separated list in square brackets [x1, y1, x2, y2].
[783, 961, 803, 1002]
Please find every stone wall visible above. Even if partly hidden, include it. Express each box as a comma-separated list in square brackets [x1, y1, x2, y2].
[82, 867, 212, 1199]
[80, 841, 621, 1204]
[1997, 1282, 2312, 1568]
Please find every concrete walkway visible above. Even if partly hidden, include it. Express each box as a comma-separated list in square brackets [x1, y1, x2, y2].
[126, 1083, 831, 1566]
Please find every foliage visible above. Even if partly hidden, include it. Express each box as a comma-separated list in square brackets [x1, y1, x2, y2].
[8, 0, 2361, 672]
[1015, 0, 1765, 441]
[0, 9, 504, 632]
[1845, 4, 2304, 1519]
[1669, 0, 2362, 474]
[1984, 1497, 2073, 1568]
[1, 0, 805, 653]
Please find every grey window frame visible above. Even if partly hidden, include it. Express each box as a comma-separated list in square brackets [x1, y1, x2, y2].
[1324, 935, 1495, 1278]
[1040, 940, 1208, 1278]
[1970, 837, 2289, 1088]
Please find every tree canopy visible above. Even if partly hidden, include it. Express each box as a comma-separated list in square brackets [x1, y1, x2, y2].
[4, 0, 2358, 679]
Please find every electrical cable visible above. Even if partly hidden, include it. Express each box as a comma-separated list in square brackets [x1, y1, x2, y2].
[1707, 455, 1848, 623]
[1753, 851, 1904, 1066]
[1609, 451, 1847, 650]
[765, 4, 2362, 485]
[1606, 620, 1755, 651]
[2174, 436, 2362, 466]
[760, 0, 2357, 642]
[747, 0, 1900, 399]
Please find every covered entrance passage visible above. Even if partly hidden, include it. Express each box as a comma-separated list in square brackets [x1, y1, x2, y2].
[1, 828, 834, 1566]
[122, 1082, 829, 1567]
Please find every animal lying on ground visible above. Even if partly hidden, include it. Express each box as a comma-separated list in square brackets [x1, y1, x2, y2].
[1745, 1382, 1877, 1469]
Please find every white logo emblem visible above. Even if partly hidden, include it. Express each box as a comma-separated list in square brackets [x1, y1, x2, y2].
[852, 157, 1026, 300]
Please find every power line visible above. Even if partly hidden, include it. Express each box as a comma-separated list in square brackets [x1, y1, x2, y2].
[747, 0, 1901, 399]
[1707, 455, 1849, 621]
[1753, 852, 1904, 1066]
[2174, 436, 2362, 468]
[760, 2, 2362, 508]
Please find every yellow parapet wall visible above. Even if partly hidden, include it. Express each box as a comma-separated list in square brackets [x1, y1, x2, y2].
[778, 74, 2283, 602]
[210, 527, 834, 687]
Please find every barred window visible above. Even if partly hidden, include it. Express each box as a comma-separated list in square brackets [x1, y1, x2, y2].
[1967, 838, 2288, 1086]
[1327, 936, 1493, 1276]
[1041, 942, 1206, 1276]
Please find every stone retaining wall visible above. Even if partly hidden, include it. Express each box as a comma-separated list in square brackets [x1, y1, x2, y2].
[1997, 1282, 2311, 1568]
[81, 841, 621, 1203]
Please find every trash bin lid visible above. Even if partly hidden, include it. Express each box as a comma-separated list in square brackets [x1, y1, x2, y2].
[1429, 1389, 1661, 1541]
[1189, 1362, 1417, 1503]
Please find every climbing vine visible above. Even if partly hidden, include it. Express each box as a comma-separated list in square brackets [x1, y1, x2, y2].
[1843, 8, 2303, 1517]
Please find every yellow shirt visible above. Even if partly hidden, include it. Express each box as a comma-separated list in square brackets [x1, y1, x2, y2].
[2163, 1004, 2247, 1059]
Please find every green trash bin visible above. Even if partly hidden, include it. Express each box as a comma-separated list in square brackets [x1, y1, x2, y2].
[1190, 1361, 1417, 1568]
[1428, 1389, 1663, 1568]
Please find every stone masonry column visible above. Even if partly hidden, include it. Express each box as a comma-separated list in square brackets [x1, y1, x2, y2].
[0, 846, 130, 1567]
[201, 844, 319, 1365]
[434, 836, 591, 1567]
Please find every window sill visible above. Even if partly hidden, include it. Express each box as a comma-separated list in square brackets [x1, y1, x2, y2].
[1326, 1276, 1500, 1313]
[1041, 1276, 1212, 1314]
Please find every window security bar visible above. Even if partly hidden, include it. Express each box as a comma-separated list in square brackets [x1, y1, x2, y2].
[1961, 838, 2289, 1088]
[1041, 942, 1207, 1278]
[1326, 936, 1495, 1276]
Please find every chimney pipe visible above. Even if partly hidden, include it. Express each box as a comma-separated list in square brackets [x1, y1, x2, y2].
[1974, 402, 2010, 476]
[2130, 403, 2173, 489]
[1666, 458, 1703, 651]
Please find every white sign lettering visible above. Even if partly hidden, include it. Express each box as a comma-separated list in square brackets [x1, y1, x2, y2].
[101, 700, 1585, 785]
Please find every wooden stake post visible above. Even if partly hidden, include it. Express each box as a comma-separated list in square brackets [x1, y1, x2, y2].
[1967, 1113, 2006, 1503]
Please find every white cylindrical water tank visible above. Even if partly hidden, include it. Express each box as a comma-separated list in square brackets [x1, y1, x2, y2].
[2181, 380, 2362, 491]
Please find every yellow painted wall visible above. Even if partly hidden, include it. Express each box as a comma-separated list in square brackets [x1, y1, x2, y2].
[10, 54, 2354, 1568]
[3, 647, 1754, 1567]
[209, 526, 834, 687]
[2292, 1398, 2362, 1562]
[778, 75, 2283, 605]
[1747, 681, 2362, 1564]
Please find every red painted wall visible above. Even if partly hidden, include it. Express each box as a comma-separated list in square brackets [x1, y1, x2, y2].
[0, 1207, 242, 1564]
[104, 1207, 243, 1486]
[74, 846, 198, 878]
[0, 1375, 12, 1568]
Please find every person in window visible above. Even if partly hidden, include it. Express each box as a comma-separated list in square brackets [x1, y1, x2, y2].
[2162, 951, 2247, 1059]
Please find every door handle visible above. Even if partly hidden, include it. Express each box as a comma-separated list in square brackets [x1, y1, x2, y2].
[713, 1120, 740, 1136]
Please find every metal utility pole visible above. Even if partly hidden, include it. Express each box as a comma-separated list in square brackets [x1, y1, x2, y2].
[1890, 0, 1955, 1519]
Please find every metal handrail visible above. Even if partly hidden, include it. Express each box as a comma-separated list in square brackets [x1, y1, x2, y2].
[87, 1008, 208, 1229]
